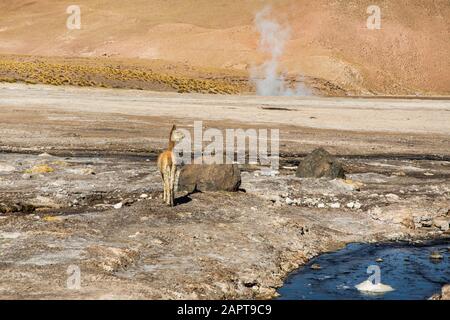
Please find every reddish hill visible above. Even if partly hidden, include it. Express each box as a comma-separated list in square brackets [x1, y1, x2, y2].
[0, 0, 449, 95]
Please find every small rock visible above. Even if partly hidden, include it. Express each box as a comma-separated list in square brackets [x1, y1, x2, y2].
[94, 203, 110, 209]
[421, 221, 432, 228]
[128, 232, 141, 238]
[329, 202, 341, 208]
[423, 172, 434, 176]
[241, 276, 258, 288]
[310, 263, 322, 270]
[123, 199, 134, 206]
[376, 258, 383, 263]
[429, 251, 443, 260]
[21, 173, 32, 179]
[317, 203, 325, 208]
[82, 168, 95, 175]
[38, 152, 53, 157]
[151, 238, 163, 245]
[419, 217, 433, 228]
[113, 202, 123, 209]
[140, 194, 148, 198]
[285, 197, 294, 205]
[346, 201, 361, 210]
[433, 218, 449, 232]
[385, 193, 400, 201]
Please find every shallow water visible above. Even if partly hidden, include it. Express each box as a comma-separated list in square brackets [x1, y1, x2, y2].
[277, 241, 450, 300]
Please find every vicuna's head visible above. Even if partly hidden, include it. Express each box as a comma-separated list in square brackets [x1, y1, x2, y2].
[170, 125, 185, 143]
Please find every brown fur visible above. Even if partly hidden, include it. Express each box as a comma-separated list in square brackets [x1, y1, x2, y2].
[157, 125, 181, 206]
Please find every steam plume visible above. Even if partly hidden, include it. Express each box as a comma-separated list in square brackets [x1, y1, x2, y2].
[251, 6, 310, 96]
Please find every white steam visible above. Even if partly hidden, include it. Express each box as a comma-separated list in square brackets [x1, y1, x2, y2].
[251, 6, 310, 96]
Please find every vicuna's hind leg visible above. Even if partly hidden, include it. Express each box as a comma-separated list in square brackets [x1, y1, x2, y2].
[160, 172, 167, 202]
[164, 168, 171, 205]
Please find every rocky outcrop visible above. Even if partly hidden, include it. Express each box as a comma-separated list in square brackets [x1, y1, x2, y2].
[296, 148, 345, 179]
[0, 202, 36, 214]
[444, 285, 450, 300]
[86, 245, 140, 273]
[433, 218, 449, 232]
[430, 284, 450, 300]
[178, 164, 241, 193]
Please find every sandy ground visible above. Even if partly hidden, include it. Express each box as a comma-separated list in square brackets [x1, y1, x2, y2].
[0, 83, 449, 299]
[1, 83, 449, 155]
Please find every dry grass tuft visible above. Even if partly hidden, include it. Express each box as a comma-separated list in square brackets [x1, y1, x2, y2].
[0, 55, 250, 94]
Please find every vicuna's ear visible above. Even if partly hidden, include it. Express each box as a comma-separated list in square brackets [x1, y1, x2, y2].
[171, 124, 176, 131]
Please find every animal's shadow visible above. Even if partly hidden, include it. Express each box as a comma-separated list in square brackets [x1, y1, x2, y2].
[175, 191, 197, 205]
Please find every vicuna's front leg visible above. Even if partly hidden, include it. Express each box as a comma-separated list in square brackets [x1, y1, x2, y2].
[169, 164, 176, 206]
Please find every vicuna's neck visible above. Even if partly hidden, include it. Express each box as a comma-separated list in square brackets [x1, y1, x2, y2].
[168, 140, 175, 151]
[168, 126, 176, 151]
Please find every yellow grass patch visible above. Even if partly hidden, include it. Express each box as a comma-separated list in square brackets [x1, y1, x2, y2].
[25, 164, 54, 174]
[42, 215, 62, 222]
[0, 55, 249, 94]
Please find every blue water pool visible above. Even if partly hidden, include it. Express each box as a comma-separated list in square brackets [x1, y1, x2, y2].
[277, 240, 450, 300]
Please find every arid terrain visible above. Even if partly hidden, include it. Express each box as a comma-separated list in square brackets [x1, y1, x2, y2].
[0, 83, 449, 299]
[0, 0, 449, 300]
[1, 0, 450, 95]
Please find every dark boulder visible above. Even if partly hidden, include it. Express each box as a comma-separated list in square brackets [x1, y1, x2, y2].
[295, 148, 345, 179]
[178, 164, 241, 192]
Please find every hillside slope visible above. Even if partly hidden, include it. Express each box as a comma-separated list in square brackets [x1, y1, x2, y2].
[0, 0, 449, 95]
